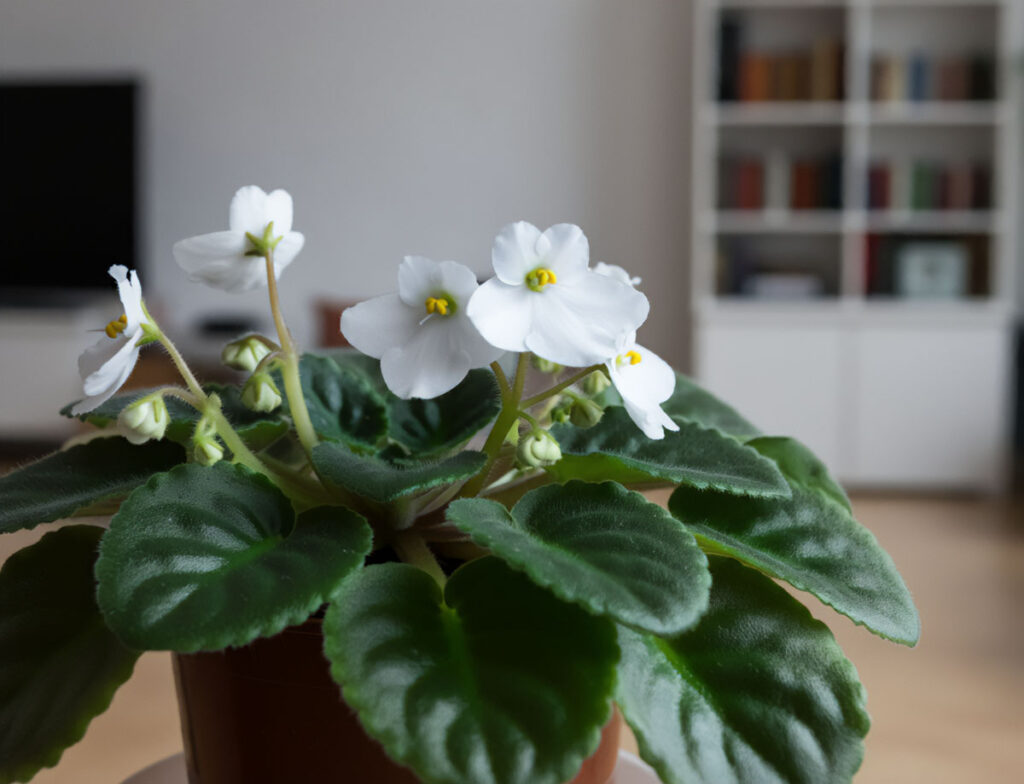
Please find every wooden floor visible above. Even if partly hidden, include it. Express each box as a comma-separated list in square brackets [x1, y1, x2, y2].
[2, 492, 1022, 783]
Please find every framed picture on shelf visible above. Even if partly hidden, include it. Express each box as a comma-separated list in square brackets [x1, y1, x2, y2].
[895, 241, 969, 300]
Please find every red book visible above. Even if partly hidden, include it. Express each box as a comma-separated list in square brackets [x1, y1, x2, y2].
[868, 165, 890, 210]
[937, 169, 952, 210]
[736, 160, 765, 209]
[791, 162, 815, 209]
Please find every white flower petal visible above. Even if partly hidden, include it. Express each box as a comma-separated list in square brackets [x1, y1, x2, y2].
[380, 326, 472, 399]
[622, 395, 679, 440]
[524, 272, 649, 367]
[108, 265, 146, 331]
[398, 256, 441, 306]
[273, 232, 304, 278]
[466, 278, 535, 354]
[594, 262, 641, 288]
[228, 186, 294, 237]
[340, 293, 422, 359]
[436, 260, 481, 305]
[620, 343, 676, 404]
[452, 312, 505, 368]
[72, 331, 142, 415]
[541, 224, 589, 282]
[492, 222, 544, 284]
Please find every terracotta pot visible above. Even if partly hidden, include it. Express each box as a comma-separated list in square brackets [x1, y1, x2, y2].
[174, 617, 621, 784]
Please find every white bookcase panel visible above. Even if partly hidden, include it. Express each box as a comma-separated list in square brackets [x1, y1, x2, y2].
[691, 0, 1021, 491]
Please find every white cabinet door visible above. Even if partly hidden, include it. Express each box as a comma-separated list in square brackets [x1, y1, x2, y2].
[697, 323, 846, 471]
[852, 325, 1011, 491]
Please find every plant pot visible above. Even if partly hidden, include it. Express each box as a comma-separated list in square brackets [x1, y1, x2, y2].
[173, 617, 622, 784]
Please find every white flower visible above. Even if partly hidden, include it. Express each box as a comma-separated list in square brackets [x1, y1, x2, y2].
[117, 394, 169, 445]
[172, 186, 304, 293]
[605, 333, 679, 440]
[467, 222, 649, 367]
[71, 266, 148, 416]
[340, 256, 504, 399]
[594, 262, 642, 288]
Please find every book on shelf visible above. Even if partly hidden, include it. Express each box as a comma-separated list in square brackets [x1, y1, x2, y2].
[717, 15, 843, 103]
[718, 152, 842, 211]
[866, 159, 992, 211]
[872, 52, 996, 102]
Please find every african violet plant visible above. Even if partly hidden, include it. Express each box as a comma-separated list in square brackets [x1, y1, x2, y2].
[0, 186, 918, 784]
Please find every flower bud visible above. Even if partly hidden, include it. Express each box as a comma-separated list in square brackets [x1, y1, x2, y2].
[531, 355, 562, 374]
[582, 370, 611, 397]
[193, 438, 224, 466]
[117, 395, 169, 445]
[242, 372, 282, 413]
[517, 430, 562, 468]
[569, 397, 604, 428]
[222, 336, 272, 372]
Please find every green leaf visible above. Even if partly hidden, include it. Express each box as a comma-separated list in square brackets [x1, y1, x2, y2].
[447, 481, 710, 636]
[616, 557, 870, 784]
[288, 354, 388, 448]
[388, 369, 501, 457]
[62, 384, 289, 450]
[663, 372, 761, 439]
[323, 557, 618, 784]
[0, 438, 185, 534]
[95, 463, 372, 652]
[548, 407, 790, 498]
[318, 348, 388, 394]
[669, 437, 918, 645]
[312, 442, 487, 503]
[0, 526, 140, 784]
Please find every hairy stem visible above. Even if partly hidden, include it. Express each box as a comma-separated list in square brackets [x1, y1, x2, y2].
[263, 254, 319, 457]
[520, 365, 600, 409]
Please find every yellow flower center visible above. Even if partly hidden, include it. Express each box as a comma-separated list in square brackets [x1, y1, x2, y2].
[525, 267, 558, 291]
[617, 350, 642, 366]
[104, 314, 128, 339]
[424, 296, 453, 316]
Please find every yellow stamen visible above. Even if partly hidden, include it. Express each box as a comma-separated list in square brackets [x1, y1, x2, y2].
[425, 296, 452, 316]
[526, 267, 558, 291]
[104, 314, 128, 339]
[617, 350, 642, 366]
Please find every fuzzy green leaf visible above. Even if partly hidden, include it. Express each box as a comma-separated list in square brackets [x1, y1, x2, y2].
[323, 557, 618, 784]
[670, 437, 918, 645]
[0, 438, 185, 534]
[617, 557, 870, 784]
[388, 369, 501, 457]
[312, 442, 486, 503]
[95, 463, 372, 652]
[288, 353, 388, 448]
[447, 481, 710, 636]
[0, 526, 139, 784]
[62, 384, 289, 450]
[663, 373, 761, 439]
[548, 408, 789, 497]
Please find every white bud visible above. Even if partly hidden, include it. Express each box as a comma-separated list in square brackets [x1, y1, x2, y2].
[193, 438, 224, 466]
[117, 395, 169, 445]
[221, 336, 272, 372]
[242, 373, 282, 413]
[517, 430, 562, 468]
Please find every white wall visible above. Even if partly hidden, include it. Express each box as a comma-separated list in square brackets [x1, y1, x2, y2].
[0, 0, 693, 366]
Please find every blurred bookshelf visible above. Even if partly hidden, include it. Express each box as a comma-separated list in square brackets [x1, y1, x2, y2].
[690, 0, 1021, 491]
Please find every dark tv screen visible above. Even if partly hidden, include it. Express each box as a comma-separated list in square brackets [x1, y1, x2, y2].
[0, 82, 137, 303]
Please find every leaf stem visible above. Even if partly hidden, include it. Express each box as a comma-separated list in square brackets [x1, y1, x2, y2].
[393, 532, 447, 587]
[490, 360, 511, 397]
[520, 365, 601, 409]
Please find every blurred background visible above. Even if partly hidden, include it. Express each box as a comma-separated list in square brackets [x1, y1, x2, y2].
[1, 1, 1022, 782]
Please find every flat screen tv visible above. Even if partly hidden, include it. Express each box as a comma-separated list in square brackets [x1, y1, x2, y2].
[0, 81, 138, 306]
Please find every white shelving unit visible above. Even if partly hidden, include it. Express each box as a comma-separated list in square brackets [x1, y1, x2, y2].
[691, 0, 1022, 492]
